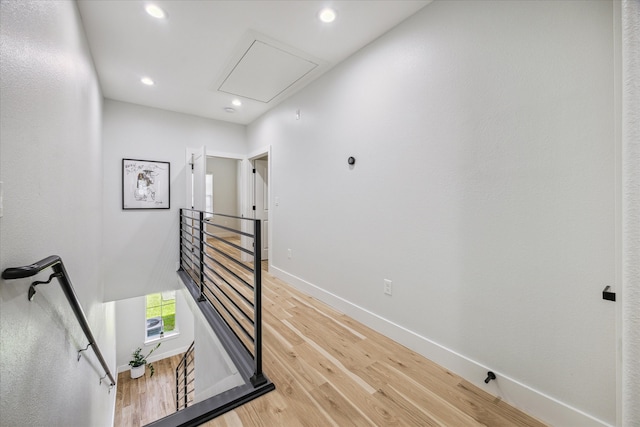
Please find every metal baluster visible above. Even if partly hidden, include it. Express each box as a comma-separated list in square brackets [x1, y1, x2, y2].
[250, 219, 266, 387]
[198, 211, 205, 301]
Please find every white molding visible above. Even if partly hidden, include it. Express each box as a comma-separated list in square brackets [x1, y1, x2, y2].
[269, 264, 613, 427]
[245, 145, 271, 264]
[247, 145, 270, 161]
[205, 150, 245, 160]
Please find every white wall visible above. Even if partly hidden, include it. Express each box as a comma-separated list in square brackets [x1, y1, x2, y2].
[247, 1, 618, 425]
[0, 1, 116, 426]
[115, 288, 194, 371]
[182, 290, 244, 403]
[102, 100, 247, 301]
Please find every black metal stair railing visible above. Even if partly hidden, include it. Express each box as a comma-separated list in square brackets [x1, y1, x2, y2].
[176, 341, 195, 411]
[1, 255, 116, 390]
[179, 208, 266, 387]
[143, 210, 274, 427]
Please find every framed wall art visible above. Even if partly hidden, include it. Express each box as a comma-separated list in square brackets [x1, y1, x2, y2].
[122, 158, 170, 209]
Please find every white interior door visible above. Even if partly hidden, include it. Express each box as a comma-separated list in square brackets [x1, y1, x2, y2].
[253, 159, 268, 260]
[186, 146, 206, 211]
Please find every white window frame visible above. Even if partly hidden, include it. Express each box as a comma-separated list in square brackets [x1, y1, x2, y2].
[144, 291, 179, 344]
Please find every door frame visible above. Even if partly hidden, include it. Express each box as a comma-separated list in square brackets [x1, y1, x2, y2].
[246, 146, 271, 267]
[186, 146, 207, 210]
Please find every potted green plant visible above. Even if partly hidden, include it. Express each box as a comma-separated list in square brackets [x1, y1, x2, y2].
[129, 342, 160, 379]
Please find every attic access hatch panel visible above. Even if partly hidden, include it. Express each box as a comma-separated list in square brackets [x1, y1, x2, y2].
[218, 40, 319, 103]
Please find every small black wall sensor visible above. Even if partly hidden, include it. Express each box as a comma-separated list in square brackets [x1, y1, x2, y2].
[348, 156, 356, 165]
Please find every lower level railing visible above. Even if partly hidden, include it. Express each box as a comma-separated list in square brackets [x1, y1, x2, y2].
[176, 341, 195, 411]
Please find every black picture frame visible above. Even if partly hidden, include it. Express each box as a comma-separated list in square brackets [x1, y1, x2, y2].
[122, 158, 170, 210]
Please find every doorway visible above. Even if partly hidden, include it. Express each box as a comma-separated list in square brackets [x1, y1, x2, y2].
[205, 156, 242, 237]
[253, 155, 268, 261]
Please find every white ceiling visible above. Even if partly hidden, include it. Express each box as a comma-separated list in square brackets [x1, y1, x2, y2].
[77, 0, 430, 125]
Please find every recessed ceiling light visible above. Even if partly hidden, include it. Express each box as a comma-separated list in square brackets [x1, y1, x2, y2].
[319, 8, 336, 23]
[231, 99, 242, 107]
[140, 77, 155, 86]
[224, 107, 236, 113]
[145, 4, 166, 19]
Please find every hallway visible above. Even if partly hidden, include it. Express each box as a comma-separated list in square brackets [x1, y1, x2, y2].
[116, 260, 546, 426]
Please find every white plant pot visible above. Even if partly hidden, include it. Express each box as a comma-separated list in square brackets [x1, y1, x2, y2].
[130, 365, 145, 379]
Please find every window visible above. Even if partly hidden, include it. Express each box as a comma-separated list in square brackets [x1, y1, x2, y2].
[145, 291, 177, 340]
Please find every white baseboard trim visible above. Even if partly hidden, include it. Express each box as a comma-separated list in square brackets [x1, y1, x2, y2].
[270, 264, 612, 427]
[117, 344, 192, 374]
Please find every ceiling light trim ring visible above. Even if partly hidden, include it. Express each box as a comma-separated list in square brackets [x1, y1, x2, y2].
[145, 4, 166, 19]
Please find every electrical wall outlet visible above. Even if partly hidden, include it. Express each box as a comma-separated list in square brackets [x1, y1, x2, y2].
[384, 279, 392, 296]
[287, 249, 292, 259]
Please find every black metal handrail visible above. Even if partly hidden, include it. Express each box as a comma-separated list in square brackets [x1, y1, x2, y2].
[176, 341, 195, 411]
[1, 255, 116, 389]
[179, 208, 266, 388]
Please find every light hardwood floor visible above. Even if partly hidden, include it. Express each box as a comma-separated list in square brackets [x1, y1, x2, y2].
[115, 354, 183, 426]
[117, 250, 547, 426]
[205, 261, 546, 427]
